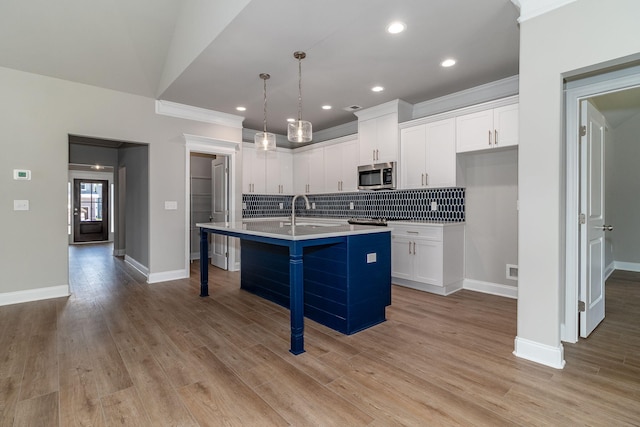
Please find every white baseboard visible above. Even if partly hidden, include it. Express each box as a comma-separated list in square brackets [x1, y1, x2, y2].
[0, 285, 70, 307]
[605, 261, 616, 280]
[463, 279, 518, 299]
[148, 269, 189, 284]
[614, 261, 640, 273]
[391, 278, 463, 296]
[513, 336, 565, 369]
[124, 255, 149, 277]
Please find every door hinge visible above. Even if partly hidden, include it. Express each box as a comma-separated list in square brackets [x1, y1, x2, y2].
[579, 213, 586, 224]
[578, 300, 585, 312]
[225, 252, 228, 258]
[579, 125, 587, 137]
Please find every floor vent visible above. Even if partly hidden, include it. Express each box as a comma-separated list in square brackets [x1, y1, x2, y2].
[506, 264, 518, 280]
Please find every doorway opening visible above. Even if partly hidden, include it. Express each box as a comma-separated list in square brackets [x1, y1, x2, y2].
[563, 64, 640, 343]
[73, 178, 109, 242]
[184, 135, 240, 276]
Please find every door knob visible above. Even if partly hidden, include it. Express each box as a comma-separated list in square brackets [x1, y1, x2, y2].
[602, 225, 614, 231]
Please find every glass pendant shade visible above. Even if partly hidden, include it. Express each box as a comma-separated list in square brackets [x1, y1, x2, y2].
[287, 119, 312, 143]
[287, 51, 312, 143]
[255, 131, 276, 151]
[256, 73, 276, 151]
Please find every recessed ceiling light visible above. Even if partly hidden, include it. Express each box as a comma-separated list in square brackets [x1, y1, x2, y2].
[236, 106, 246, 111]
[371, 86, 384, 92]
[441, 58, 456, 67]
[386, 21, 406, 34]
[287, 118, 295, 122]
[322, 105, 332, 110]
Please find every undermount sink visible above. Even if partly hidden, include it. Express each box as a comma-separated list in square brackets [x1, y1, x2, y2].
[284, 221, 342, 228]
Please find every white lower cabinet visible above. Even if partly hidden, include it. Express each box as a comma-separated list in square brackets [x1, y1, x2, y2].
[391, 222, 464, 295]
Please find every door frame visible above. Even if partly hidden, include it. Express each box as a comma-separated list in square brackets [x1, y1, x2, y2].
[563, 66, 640, 343]
[68, 168, 114, 244]
[184, 134, 240, 274]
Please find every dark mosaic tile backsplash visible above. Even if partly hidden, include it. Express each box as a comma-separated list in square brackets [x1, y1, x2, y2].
[242, 188, 465, 221]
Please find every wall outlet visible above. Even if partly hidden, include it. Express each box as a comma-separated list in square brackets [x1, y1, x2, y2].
[279, 202, 284, 209]
[349, 202, 354, 210]
[164, 201, 178, 210]
[506, 264, 518, 280]
[312, 202, 316, 209]
[242, 202, 247, 209]
[431, 201, 438, 211]
[13, 200, 29, 211]
[366, 253, 377, 263]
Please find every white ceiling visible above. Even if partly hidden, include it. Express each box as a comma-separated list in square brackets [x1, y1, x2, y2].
[0, 0, 522, 138]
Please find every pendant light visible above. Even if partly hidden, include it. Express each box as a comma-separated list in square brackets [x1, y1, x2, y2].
[287, 51, 312, 143]
[255, 73, 277, 151]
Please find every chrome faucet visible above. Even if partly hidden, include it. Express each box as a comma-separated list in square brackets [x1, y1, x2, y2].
[291, 194, 311, 226]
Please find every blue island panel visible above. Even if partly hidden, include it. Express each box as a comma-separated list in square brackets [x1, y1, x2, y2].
[240, 231, 391, 334]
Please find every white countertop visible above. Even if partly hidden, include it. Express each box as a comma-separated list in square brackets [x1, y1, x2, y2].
[196, 219, 391, 241]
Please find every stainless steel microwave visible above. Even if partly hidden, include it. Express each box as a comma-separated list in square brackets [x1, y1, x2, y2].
[358, 162, 396, 190]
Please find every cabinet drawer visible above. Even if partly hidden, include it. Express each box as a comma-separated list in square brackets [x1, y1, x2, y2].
[390, 225, 443, 241]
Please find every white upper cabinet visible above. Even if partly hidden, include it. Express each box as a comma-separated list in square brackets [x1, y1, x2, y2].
[456, 103, 518, 153]
[358, 113, 399, 164]
[293, 146, 324, 194]
[400, 118, 456, 189]
[356, 99, 412, 165]
[244, 145, 292, 194]
[324, 138, 358, 192]
[242, 145, 266, 194]
[265, 150, 293, 194]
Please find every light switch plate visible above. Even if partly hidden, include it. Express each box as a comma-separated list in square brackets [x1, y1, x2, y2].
[14, 200, 29, 211]
[349, 202, 354, 210]
[430, 201, 438, 211]
[164, 201, 178, 210]
[279, 203, 284, 209]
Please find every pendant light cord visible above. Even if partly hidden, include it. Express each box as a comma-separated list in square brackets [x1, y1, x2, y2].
[297, 56, 303, 121]
[263, 76, 268, 133]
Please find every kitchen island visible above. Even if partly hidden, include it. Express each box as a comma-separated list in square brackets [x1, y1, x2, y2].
[197, 220, 391, 355]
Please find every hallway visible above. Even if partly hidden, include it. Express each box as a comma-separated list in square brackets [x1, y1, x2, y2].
[0, 243, 639, 425]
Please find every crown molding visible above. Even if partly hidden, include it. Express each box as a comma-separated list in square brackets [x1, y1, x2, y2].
[511, 0, 577, 23]
[155, 100, 244, 129]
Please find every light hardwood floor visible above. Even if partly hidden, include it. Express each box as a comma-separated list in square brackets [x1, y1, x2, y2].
[1, 243, 639, 426]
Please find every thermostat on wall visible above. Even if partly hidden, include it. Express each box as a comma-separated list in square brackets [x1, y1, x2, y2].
[13, 169, 31, 180]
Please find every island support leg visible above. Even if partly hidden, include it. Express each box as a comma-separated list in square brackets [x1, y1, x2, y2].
[289, 243, 305, 354]
[199, 228, 209, 297]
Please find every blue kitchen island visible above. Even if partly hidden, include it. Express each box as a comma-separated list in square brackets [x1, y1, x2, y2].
[197, 220, 391, 355]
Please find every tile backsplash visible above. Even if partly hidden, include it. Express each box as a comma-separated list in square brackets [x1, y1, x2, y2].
[242, 188, 465, 221]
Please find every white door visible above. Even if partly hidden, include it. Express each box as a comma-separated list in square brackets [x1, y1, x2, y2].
[211, 157, 228, 270]
[579, 100, 607, 338]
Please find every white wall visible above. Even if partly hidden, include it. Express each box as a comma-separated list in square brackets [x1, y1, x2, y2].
[606, 110, 640, 266]
[516, 0, 640, 367]
[461, 148, 518, 288]
[0, 66, 241, 301]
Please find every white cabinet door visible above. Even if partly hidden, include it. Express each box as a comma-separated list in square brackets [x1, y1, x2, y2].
[340, 140, 359, 192]
[456, 109, 494, 153]
[307, 148, 324, 193]
[242, 146, 266, 193]
[400, 125, 427, 189]
[493, 104, 519, 149]
[358, 117, 377, 164]
[293, 151, 308, 194]
[324, 139, 359, 192]
[358, 113, 398, 164]
[456, 103, 518, 153]
[375, 113, 399, 164]
[413, 239, 443, 285]
[266, 151, 293, 194]
[425, 118, 456, 188]
[391, 235, 413, 280]
[324, 144, 343, 192]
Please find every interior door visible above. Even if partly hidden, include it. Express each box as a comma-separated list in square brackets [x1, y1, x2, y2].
[73, 179, 109, 242]
[579, 100, 607, 337]
[211, 157, 228, 270]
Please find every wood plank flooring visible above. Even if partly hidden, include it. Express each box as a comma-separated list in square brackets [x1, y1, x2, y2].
[1, 243, 639, 426]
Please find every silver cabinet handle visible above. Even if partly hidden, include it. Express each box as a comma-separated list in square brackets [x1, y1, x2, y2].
[425, 173, 428, 186]
[373, 150, 376, 161]
[409, 241, 412, 254]
[495, 129, 498, 145]
[602, 225, 614, 231]
[413, 242, 416, 254]
[421, 173, 424, 186]
[376, 149, 379, 161]
[488, 130, 492, 146]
